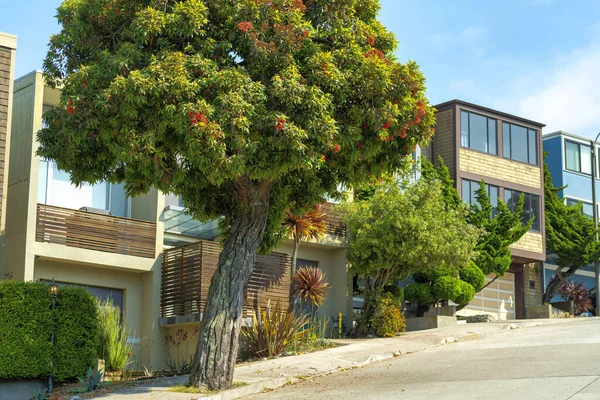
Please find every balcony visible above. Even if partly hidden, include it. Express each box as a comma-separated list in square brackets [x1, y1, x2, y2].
[35, 204, 157, 259]
[160, 240, 290, 322]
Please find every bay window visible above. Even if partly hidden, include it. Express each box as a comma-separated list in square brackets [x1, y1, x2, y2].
[502, 122, 538, 165]
[461, 110, 497, 155]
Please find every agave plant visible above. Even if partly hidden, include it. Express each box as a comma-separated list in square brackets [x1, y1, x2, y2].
[293, 266, 331, 307]
[282, 205, 327, 287]
[241, 301, 309, 358]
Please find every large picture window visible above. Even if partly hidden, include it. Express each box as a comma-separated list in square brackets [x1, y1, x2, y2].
[502, 123, 538, 165]
[461, 179, 499, 217]
[504, 189, 541, 232]
[565, 140, 592, 175]
[460, 110, 497, 155]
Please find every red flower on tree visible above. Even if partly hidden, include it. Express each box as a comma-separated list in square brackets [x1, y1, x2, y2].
[275, 118, 286, 131]
[66, 100, 75, 115]
[383, 120, 392, 129]
[333, 144, 341, 153]
[189, 112, 208, 127]
[237, 21, 254, 34]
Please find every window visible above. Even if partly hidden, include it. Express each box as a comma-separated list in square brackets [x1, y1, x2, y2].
[38, 160, 129, 217]
[461, 110, 497, 155]
[566, 198, 594, 219]
[505, 189, 540, 231]
[296, 259, 319, 271]
[461, 179, 499, 217]
[565, 140, 592, 174]
[502, 122, 538, 165]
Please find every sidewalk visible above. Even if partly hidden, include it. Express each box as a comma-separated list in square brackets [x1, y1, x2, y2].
[92, 317, 597, 400]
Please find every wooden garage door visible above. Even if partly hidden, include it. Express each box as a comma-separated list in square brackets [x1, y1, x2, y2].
[457, 273, 515, 320]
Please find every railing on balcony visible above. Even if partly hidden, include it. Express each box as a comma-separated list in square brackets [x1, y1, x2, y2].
[161, 240, 291, 318]
[321, 202, 347, 238]
[36, 204, 156, 259]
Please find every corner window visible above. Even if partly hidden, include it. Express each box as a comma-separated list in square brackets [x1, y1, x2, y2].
[461, 110, 497, 155]
[461, 179, 499, 217]
[565, 140, 592, 175]
[502, 123, 538, 165]
[505, 189, 540, 232]
[566, 198, 594, 219]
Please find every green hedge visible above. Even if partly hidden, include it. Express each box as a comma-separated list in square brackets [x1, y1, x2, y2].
[53, 286, 100, 381]
[0, 281, 99, 382]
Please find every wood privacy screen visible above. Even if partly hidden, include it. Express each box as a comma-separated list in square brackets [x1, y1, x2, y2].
[36, 204, 156, 259]
[321, 202, 347, 238]
[161, 240, 291, 318]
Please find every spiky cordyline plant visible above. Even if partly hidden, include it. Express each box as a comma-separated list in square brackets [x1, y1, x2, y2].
[293, 266, 331, 306]
[558, 281, 593, 315]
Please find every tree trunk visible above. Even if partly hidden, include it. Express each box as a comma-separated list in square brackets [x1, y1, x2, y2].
[289, 236, 300, 304]
[189, 178, 271, 390]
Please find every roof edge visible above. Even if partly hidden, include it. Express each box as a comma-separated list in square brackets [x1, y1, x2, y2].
[434, 99, 546, 128]
[0, 32, 17, 50]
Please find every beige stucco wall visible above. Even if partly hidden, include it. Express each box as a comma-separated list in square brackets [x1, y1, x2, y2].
[459, 148, 542, 189]
[511, 231, 543, 254]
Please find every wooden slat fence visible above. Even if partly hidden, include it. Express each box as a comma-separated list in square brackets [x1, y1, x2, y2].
[161, 240, 291, 318]
[36, 204, 156, 258]
[321, 202, 347, 238]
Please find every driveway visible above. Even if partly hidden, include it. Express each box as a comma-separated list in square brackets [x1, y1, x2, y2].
[247, 319, 600, 400]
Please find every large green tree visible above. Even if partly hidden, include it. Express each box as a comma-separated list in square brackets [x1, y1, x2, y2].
[543, 159, 600, 303]
[422, 157, 530, 291]
[39, 0, 434, 389]
[342, 177, 479, 332]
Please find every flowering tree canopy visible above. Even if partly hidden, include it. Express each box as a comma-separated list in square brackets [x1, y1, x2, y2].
[40, 0, 434, 390]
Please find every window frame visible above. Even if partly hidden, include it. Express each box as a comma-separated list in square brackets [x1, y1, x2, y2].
[502, 122, 539, 166]
[460, 110, 498, 156]
[565, 197, 595, 219]
[564, 139, 592, 175]
[504, 189, 541, 232]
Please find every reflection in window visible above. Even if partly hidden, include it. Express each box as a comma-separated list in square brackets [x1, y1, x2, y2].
[461, 110, 497, 155]
[461, 179, 499, 217]
[565, 140, 591, 174]
[502, 123, 538, 165]
[505, 189, 540, 231]
[566, 198, 594, 219]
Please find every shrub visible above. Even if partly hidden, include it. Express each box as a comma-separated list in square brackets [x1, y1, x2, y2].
[54, 286, 100, 381]
[292, 266, 331, 307]
[383, 285, 404, 305]
[370, 294, 405, 337]
[0, 281, 52, 379]
[241, 302, 309, 358]
[459, 261, 486, 292]
[77, 367, 103, 392]
[413, 264, 453, 283]
[404, 282, 435, 305]
[558, 282, 593, 315]
[97, 298, 132, 372]
[432, 276, 461, 301]
[0, 281, 99, 382]
[453, 281, 476, 306]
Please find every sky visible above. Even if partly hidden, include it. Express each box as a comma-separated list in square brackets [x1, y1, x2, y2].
[3, 0, 600, 137]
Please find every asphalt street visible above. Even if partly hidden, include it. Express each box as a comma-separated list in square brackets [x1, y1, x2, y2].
[247, 319, 600, 400]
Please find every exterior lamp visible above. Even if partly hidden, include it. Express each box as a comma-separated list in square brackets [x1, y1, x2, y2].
[50, 278, 59, 296]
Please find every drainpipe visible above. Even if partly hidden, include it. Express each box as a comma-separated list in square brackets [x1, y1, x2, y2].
[590, 134, 600, 316]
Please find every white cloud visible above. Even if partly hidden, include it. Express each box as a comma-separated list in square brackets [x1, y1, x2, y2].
[494, 42, 600, 136]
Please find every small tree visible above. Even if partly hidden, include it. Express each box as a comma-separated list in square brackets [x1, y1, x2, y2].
[543, 159, 600, 303]
[342, 177, 479, 334]
[422, 157, 530, 292]
[40, 0, 435, 389]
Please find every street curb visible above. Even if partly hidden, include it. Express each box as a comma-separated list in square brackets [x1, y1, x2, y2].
[196, 336, 462, 400]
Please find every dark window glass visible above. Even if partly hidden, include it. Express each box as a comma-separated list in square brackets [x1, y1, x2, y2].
[505, 189, 540, 232]
[460, 110, 496, 155]
[503, 123, 538, 165]
[462, 179, 499, 216]
[489, 185, 499, 218]
[461, 111, 469, 147]
[502, 123, 511, 158]
[296, 259, 319, 271]
[510, 125, 528, 163]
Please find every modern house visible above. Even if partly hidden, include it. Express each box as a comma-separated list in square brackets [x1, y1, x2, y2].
[0, 32, 17, 274]
[424, 100, 546, 320]
[2, 71, 352, 368]
[543, 131, 598, 297]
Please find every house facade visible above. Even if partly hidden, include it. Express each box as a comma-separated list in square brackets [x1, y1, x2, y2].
[425, 100, 546, 320]
[2, 71, 352, 368]
[543, 131, 598, 298]
[0, 33, 17, 274]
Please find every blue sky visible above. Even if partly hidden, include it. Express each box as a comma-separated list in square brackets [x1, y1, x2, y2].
[3, 0, 600, 137]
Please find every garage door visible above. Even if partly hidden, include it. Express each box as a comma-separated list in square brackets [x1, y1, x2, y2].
[456, 273, 515, 320]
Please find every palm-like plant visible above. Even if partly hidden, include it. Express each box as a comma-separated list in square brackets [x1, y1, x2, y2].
[293, 266, 331, 307]
[282, 205, 327, 294]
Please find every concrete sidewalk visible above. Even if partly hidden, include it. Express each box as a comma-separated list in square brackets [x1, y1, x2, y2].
[91, 317, 596, 400]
